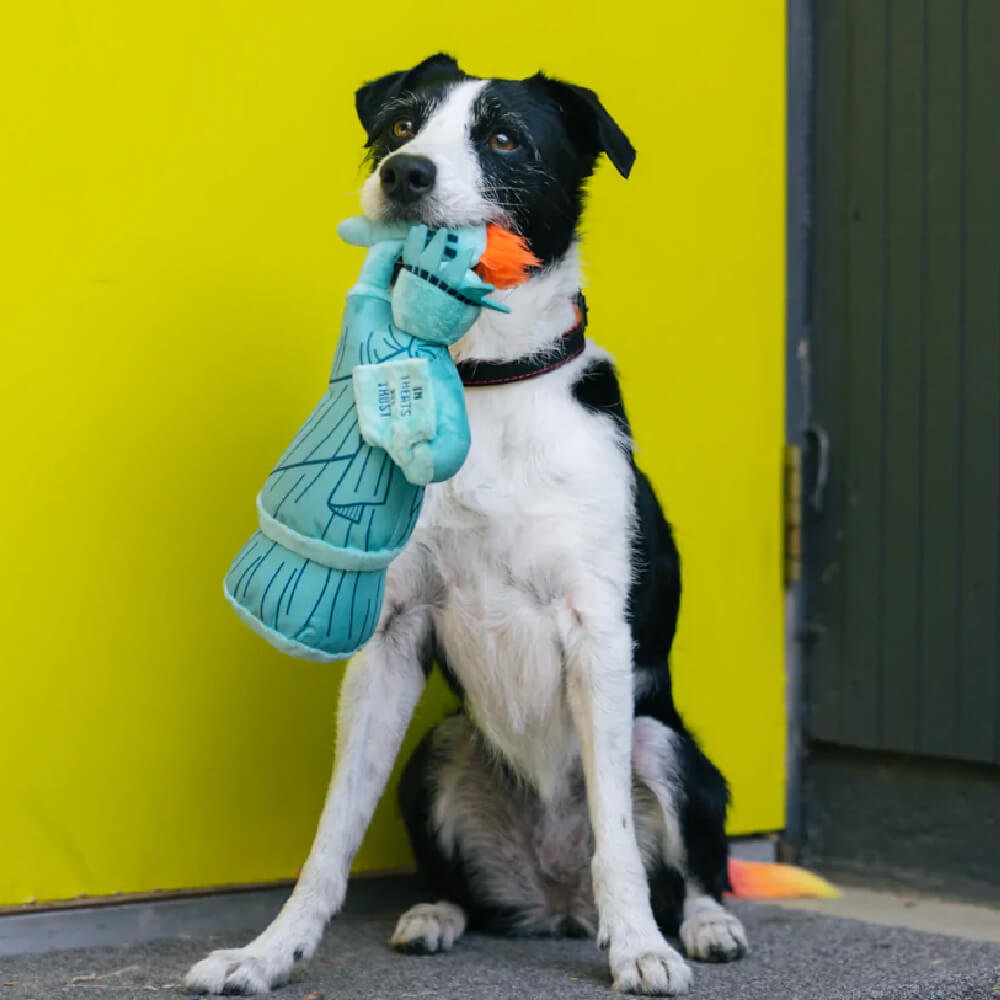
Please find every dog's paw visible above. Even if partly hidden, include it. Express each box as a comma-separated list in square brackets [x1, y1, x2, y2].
[185, 942, 308, 995]
[185, 949, 272, 995]
[389, 901, 467, 954]
[680, 905, 747, 963]
[610, 941, 692, 995]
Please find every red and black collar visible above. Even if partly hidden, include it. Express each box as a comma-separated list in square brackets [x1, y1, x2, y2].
[457, 294, 588, 388]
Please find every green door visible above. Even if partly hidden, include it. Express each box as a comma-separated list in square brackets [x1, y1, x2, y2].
[808, 0, 1000, 765]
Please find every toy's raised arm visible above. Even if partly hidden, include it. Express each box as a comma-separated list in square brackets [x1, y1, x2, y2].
[351, 240, 404, 293]
[339, 218, 408, 296]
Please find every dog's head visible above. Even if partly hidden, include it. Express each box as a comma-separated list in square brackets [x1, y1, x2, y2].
[356, 54, 634, 268]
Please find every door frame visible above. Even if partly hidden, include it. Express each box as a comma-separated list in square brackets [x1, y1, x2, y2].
[784, 0, 814, 854]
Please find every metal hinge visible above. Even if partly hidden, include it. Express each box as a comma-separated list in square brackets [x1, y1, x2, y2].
[784, 444, 802, 587]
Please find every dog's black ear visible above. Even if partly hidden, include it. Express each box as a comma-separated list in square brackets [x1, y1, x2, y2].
[530, 74, 635, 178]
[355, 53, 464, 141]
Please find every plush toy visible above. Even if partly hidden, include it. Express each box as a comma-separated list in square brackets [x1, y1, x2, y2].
[224, 217, 534, 661]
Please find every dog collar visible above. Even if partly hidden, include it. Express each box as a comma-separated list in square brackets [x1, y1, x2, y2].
[456, 294, 588, 388]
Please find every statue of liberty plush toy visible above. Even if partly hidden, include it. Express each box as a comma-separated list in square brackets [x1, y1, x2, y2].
[224, 216, 520, 661]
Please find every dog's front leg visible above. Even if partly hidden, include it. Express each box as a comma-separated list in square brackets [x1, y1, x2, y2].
[185, 604, 429, 995]
[561, 603, 692, 996]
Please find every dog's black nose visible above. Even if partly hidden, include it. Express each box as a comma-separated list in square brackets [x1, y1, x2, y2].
[379, 154, 436, 203]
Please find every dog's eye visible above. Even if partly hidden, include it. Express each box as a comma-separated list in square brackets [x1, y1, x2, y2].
[392, 118, 416, 140]
[488, 131, 518, 152]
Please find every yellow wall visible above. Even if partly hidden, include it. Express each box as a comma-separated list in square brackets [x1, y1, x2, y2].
[0, 2, 785, 905]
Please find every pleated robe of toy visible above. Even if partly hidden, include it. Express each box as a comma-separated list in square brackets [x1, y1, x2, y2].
[224, 218, 509, 661]
[224, 270, 442, 661]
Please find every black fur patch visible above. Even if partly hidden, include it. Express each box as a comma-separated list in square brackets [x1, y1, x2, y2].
[467, 79, 601, 266]
[648, 860, 687, 936]
[356, 55, 467, 171]
[570, 356, 631, 440]
[676, 734, 732, 901]
[468, 76, 632, 265]
[355, 53, 466, 151]
[571, 359, 682, 681]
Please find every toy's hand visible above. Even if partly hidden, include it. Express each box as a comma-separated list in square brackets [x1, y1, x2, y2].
[401, 225, 508, 311]
[392, 224, 509, 346]
[402, 226, 475, 285]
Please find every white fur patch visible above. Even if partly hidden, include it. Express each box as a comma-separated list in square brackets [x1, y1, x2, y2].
[610, 946, 694, 996]
[362, 80, 493, 228]
[418, 338, 633, 800]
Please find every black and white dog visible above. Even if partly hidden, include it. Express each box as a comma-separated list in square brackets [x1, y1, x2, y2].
[187, 53, 747, 996]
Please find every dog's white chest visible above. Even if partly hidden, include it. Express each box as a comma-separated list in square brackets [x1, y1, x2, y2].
[415, 369, 632, 797]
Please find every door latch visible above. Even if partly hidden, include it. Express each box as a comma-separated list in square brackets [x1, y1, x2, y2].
[784, 444, 802, 586]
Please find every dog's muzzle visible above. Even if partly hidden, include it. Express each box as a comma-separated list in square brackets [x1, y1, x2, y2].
[379, 154, 436, 205]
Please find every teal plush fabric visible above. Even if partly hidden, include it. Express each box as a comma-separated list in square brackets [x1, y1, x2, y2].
[223, 218, 501, 661]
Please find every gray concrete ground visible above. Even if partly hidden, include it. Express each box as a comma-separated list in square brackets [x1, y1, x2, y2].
[2, 896, 1000, 1000]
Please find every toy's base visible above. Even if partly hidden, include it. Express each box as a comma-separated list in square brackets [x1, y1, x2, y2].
[223, 530, 385, 661]
[223, 582, 364, 663]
